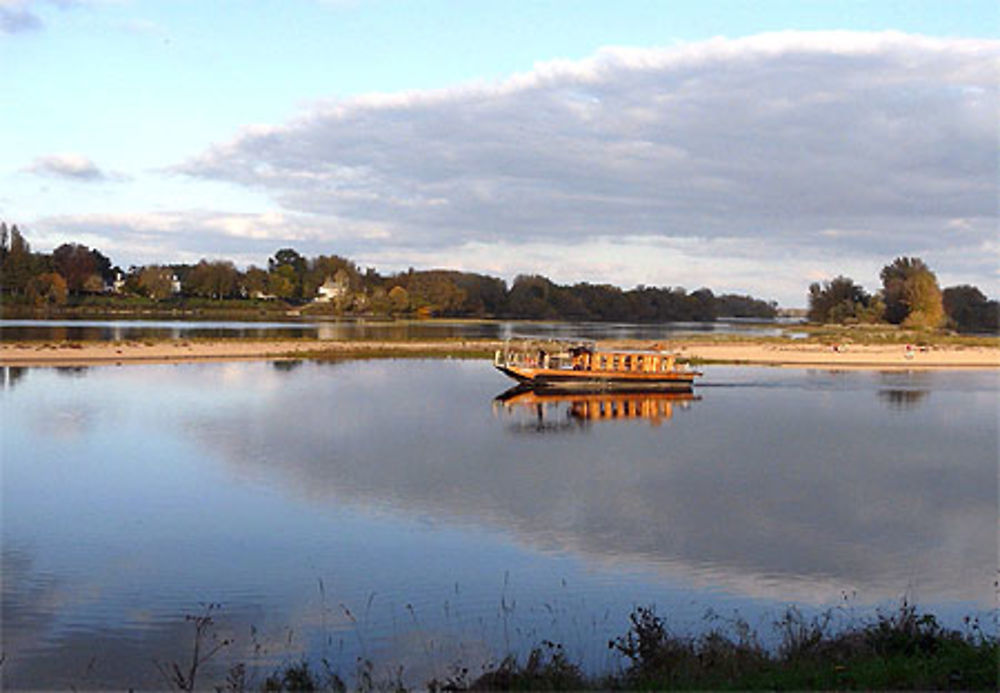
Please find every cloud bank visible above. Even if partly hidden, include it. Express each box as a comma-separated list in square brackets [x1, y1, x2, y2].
[42, 32, 1000, 304]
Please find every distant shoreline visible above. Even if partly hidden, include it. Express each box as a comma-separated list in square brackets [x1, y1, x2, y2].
[1, 337, 997, 370]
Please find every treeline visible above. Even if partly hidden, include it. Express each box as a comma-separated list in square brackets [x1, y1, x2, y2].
[0, 223, 777, 321]
[808, 256, 998, 333]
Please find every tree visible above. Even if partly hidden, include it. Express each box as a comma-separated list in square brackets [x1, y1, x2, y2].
[387, 285, 409, 313]
[808, 276, 874, 323]
[1, 225, 33, 295]
[715, 294, 779, 319]
[91, 248, 114, 284]
[52, 243, 98, 293]
[304, 254, 359, 299]
[138, 266, 174, 301]
[403, 271, 467, 316]
[242, 266, 270, 298]
[268, 248, 306, 299]
[82, 274, 105, 293]
[451, 272, 507, 316]
[880, 257, 942, 327]
[901, 270, 945, 328]
[505, 275, 559, 319]
[26, 272, 68, 307]
[185, 260, 239, 299]
[688, 288, 717, 322]
[943, 285, 998, 333]
[267, 265, 297, 300]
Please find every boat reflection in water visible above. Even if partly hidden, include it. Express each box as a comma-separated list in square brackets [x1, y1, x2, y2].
[494, 385, 700, 432]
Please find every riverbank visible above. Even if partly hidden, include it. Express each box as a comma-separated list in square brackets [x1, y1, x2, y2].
[115, 602, 1000, 691]
[1, 337, 998, 369]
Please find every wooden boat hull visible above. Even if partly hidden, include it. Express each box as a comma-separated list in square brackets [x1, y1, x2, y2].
[495, 364, 698, 391]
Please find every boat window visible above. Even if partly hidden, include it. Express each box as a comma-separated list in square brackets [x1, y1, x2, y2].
[623, 356, 631, 370]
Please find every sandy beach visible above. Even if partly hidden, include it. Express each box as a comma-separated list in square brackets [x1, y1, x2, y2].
[1, 338, 997, 369]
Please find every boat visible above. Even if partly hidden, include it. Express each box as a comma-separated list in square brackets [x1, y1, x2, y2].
[493, 338, 700, 391]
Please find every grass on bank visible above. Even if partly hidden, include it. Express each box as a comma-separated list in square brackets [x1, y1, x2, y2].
[153, 601, 996, 691]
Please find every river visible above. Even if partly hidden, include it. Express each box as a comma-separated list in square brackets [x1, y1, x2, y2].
[1, 359, 995, 688]
[0, 317, 800, 342]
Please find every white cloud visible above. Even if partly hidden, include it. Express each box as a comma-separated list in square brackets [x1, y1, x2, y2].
[18, 32, 997, 305]
[165, 32, 999, 303]
[24, 153, 119, 181]
[29, 209, 397, 269]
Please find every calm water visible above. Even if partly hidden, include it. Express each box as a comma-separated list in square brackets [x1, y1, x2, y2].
[0, 317, 797, 342]
[2, 360, 996, 689]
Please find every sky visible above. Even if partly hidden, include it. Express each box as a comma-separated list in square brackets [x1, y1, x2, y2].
[2, 0, 997, 307]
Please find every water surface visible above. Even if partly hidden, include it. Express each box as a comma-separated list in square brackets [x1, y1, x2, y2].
[2, 361, 995, 688]
[0, 317, 797, 342]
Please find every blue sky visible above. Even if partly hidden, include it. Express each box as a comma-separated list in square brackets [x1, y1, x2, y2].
[2, 0, 998, 305]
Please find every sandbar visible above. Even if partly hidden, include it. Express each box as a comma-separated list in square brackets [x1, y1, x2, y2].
[0, 338, 997, 370]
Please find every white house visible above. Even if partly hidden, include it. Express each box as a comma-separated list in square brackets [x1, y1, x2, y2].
[315, 272, 350, 302]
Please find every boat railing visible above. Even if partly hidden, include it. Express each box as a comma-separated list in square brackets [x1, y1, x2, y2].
[495, 344, 576, 370]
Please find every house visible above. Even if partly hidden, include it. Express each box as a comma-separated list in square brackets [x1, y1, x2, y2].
[315, 271, 350, 302]
[108, 270, 126, 294]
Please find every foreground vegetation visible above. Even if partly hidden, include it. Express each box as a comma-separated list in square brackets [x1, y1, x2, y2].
[148, 602, 996, 691]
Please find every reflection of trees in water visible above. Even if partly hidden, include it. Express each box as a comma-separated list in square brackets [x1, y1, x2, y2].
[55, 366, 90, 378]
[877, 389, 929, 410]
[273, 358, 353, 373]
[2, 366, 27, 389]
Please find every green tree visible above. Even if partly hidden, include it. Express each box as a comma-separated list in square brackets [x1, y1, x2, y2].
[505, 275, 559, 319]
[943, 285, 999, 333]
[138, 266, 174, 301]
[185, 260, 239, 299]
[715, 294, 778, 319]
[268, 248, 306, 299]
[808, 276, 873, 323]
[880, 257, 942, 326]
[901, 270, 945, 328]
[689, 288, 718, 322]
[1, 225, 33, 295]
[52, 243, 98, 293]
[267, 265, 297, 300]
[91, 248, 114, 284]
[404, 271, 467, 316]
[304, 254, 359, 299]
[242, 266, 270, 298]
